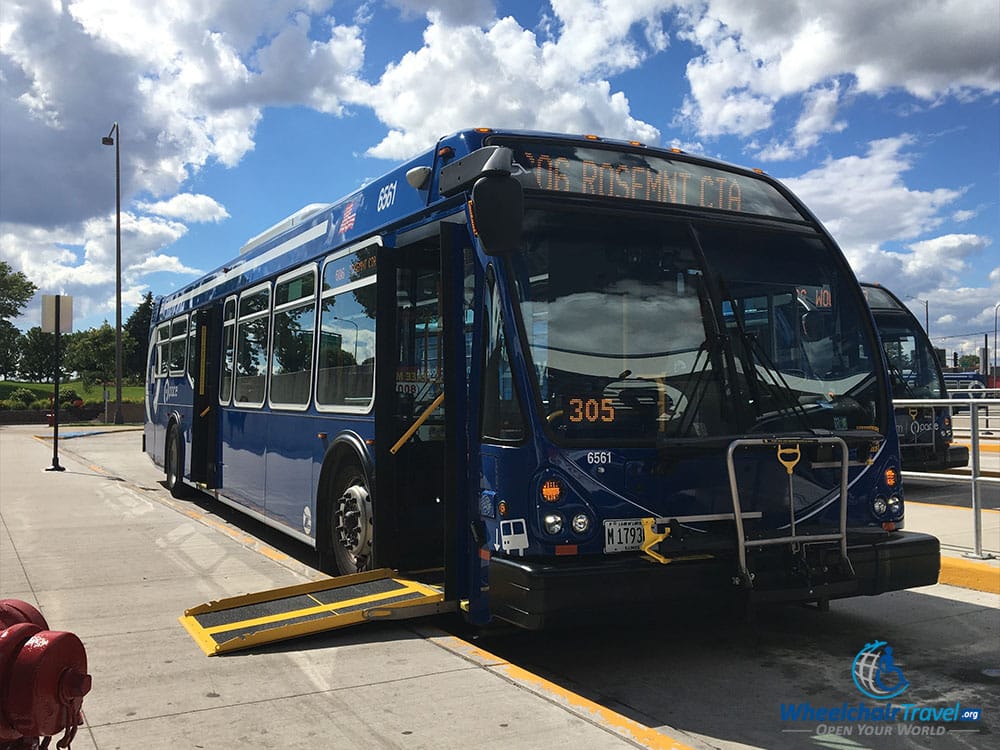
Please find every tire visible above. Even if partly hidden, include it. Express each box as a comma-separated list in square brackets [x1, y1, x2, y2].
[325, 464, 374, 576]
[165, 426, 190, 499]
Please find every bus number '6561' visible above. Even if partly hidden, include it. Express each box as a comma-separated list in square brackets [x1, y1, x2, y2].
[377, 181, 397, 212]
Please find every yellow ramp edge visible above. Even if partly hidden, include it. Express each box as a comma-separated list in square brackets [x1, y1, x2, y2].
[180, 568, 447, 656]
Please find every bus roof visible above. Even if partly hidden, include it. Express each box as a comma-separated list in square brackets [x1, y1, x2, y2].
[154, 128, 813, 321]
[860, 282, 909, 313]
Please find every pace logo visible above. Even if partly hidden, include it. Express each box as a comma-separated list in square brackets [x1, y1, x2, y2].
[852, 640, 910, 701]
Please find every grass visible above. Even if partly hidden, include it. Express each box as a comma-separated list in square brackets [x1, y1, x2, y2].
[0, 380, 145, 403]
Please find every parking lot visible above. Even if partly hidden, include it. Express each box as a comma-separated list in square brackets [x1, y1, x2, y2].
[2, 425, 998, 749]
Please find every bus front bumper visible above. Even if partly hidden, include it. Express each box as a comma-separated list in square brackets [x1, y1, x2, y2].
[487, 530, 940, 629]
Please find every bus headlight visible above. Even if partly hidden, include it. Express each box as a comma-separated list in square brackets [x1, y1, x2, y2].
[543, 513, 564, 535]
[886, 495, 902, 518]
[872, 496, 888, 517]
[571, 513, 590, 534]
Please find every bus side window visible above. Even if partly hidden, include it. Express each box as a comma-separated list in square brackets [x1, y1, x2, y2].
[270, 269, 317, 408]
[155, 323, 170, 377]
[168, 316, 187, 375]
[219, 297, 236, 403]
[234, 284, 270, 406]
[186, 316, 198, 384]
[317, 280, 376, 411]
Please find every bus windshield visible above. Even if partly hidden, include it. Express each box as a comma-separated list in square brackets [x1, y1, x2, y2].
[863, 286, 947, 399]
[511, 209, 883, 443]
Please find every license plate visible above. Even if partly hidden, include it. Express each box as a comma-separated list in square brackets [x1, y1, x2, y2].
[604, 519, 646, 553]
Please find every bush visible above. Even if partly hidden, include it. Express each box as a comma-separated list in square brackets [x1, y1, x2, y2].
[59, 388, 80, 405]
[9, 388, 37, 408]
[30, 399, 49, 410]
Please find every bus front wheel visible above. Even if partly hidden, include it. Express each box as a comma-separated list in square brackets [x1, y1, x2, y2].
[327, 465, 373, 576]
[165, 426, 190, 499]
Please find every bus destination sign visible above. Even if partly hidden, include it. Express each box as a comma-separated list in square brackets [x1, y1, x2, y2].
[503, 141, 804, 221]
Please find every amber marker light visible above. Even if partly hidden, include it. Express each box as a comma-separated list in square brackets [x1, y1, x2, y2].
[541, 479, 562, 503]
[498, 500, 508, 516]
[584, 134, 600, 140]
[884, 467, 899, 488]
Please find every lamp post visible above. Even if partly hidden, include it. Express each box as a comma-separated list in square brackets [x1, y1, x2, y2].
[993, 302, 998, 387]
[334, 316, 360, 362]
[101, 122, 123, 424]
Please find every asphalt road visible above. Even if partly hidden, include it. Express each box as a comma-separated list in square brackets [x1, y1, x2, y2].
[905, 478, 1000, 511]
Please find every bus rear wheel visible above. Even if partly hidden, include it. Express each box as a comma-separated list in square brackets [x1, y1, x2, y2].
[327, 465, 373, 575]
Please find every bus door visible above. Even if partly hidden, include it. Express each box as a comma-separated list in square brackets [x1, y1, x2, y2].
[189, 306, 220, 488]
[375, 223, 469, 580]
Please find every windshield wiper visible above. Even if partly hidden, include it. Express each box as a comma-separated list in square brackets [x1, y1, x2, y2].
[725, 317, 814, 433]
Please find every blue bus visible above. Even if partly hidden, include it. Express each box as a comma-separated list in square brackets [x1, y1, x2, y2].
[861, 283, 968, 471]
[145, 128, 939, 627]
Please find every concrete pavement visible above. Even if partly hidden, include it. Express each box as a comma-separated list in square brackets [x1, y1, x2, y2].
[2, 424, 997, 748]
[1, 425, 702, 750]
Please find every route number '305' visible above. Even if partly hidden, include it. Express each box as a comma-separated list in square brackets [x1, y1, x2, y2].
[377, 181, 397, 212]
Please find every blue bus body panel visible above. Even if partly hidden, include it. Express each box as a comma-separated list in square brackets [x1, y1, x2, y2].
[220, 409, 268, 513]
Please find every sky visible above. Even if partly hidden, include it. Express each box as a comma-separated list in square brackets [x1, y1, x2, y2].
[1, 0, 998, 362]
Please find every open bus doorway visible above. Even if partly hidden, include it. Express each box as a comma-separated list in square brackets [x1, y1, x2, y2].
[373, 223, 470, 584]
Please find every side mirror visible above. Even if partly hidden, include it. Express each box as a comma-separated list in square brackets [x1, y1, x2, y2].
[471, 174, 523, 255]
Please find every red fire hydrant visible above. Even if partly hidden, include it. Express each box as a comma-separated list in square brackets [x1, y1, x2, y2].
[0, 600, 90, 749]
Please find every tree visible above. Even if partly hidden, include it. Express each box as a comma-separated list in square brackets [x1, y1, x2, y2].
[64, 323, 136, 390]
[0, 320, 19, 379]
[124, 292, 154, 379]
[958, 354, 980, 370]
[0, 261, 37, 321]
[18, 327, 57, 382]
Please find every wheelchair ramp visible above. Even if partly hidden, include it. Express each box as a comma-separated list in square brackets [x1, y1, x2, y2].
[180, 568, 452, 655]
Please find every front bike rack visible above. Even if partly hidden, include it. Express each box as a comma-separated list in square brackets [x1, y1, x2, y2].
[725, 436, 854, 589]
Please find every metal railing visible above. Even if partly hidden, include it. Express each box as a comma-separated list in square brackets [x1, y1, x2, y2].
[892, 391, 999, 560]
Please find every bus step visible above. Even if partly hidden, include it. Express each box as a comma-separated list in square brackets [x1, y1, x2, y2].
[180, 568, 453, 656]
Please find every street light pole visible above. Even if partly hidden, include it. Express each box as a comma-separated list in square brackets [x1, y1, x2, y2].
[993, 302, 998, 387]
[102, 122, 124, 424]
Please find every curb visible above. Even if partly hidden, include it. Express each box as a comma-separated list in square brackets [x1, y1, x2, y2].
[939, 556, 1000, 595]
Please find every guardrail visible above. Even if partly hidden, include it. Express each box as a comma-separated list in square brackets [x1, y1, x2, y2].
[892, 394, 998, 561]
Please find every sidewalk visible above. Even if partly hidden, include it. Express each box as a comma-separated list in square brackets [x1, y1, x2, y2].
[1, 425, 702, 750]
[905, 501, 1000, 594]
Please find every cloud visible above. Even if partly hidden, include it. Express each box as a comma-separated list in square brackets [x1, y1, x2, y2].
[135, 194, 230, 223]
[361, 3, 670, 159]
[2, 212, 199, 329]
[0, 0, 366, 229]
[780, 136, 964, 252]
[753, 82, 847, 161]
[675, 0, 999, 139]
[386, 0, 496, 27]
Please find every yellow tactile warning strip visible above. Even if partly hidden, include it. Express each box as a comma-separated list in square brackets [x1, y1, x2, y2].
[417, 629, 698, 750]
[180, 568, 443, 655]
